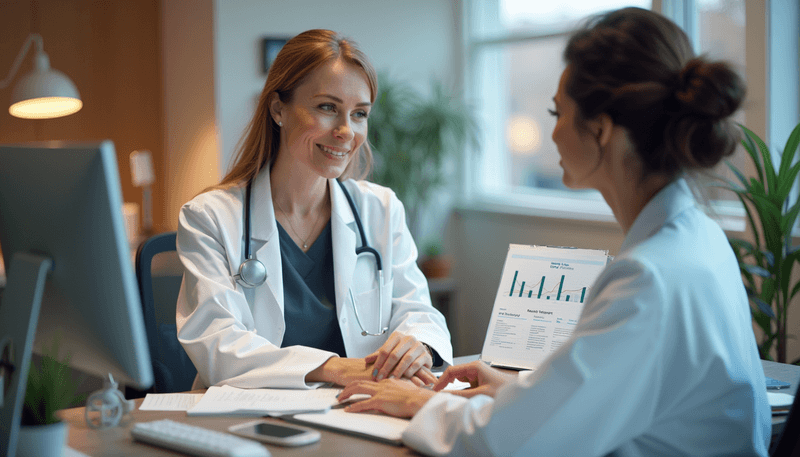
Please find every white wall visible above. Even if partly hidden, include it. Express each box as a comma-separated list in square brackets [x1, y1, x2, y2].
[213, 0, 459, 174]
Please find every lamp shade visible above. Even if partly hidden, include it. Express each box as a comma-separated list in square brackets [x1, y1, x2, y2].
[8, 52, 82, 119]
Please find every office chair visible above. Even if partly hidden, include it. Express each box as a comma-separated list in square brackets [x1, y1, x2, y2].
[135, 231, 197, 393]
[770, 381, 800, 456]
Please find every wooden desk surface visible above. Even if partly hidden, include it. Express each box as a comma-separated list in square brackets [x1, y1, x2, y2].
[61, 394, 422, 457]
[60, 357, 799, 456]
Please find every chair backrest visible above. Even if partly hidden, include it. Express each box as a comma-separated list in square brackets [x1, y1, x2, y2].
[771, 381, 800, 456]
[135, 231, 196, 393]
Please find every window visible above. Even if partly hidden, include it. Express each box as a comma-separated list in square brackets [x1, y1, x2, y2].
[464, 0, 798, 225]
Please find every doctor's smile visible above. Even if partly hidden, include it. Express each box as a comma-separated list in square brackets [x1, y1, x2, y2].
[318, 143, 351, 158]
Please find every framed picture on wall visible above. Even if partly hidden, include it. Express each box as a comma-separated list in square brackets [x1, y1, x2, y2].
[262, 37, 290, 74]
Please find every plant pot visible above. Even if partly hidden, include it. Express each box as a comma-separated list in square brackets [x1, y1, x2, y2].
[16, 421, 68, 457]
[420, 255, 452, 279]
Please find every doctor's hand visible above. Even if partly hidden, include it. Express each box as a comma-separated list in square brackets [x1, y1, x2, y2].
[433, 361, 515, 398]
[338, 378, 436, 418]
[364, 332, 437, 385]
[306, 357, 375, 386]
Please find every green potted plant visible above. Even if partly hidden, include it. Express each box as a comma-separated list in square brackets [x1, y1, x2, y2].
[721, 122, 800, 363]
[419, 240, 452, 279]
[17, 335, 86, 457]
[368, 73, 479, 246]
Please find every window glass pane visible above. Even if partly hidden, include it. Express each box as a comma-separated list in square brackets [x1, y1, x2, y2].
[472, 1, 651, 199]
[476, 37, 573, 192]
[696, 0, 747, 201]
[499, 0, 651, 32]
[470, 0, 751, 206]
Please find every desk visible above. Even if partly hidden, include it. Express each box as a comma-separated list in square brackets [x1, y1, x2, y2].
[61, 393, 420, 457]
[61, 356, 798, 456]
[763, 359, 800, 439]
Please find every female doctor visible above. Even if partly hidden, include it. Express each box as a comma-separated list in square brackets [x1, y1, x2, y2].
[338, 8, 770, 456]
[176, 29, 452, 390]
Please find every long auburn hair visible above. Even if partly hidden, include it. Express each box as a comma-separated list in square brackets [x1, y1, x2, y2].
[212, 29, 378, 191]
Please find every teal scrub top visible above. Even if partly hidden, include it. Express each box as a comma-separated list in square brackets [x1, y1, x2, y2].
[277, 220, 347, 357]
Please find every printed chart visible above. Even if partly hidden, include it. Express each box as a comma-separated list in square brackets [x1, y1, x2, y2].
[481, 244, 609, 370]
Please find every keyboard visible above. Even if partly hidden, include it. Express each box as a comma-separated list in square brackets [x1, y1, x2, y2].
[131, 419, 270, 457]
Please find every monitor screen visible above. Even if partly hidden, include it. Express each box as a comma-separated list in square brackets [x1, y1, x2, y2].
[0, 140, 153, 388]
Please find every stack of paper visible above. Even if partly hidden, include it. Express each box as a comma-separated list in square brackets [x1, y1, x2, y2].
[186, 385, 339, 416]
[768, 391, 795, 416]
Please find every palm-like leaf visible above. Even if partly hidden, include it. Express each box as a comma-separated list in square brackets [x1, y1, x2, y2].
[721, 123, 800, 362]
[368, 73, 479, 239]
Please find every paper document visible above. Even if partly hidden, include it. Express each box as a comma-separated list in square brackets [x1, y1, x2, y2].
[480, 244, 610, 371]
[187, 385, 338, 416]
[768, 391, 795, 411]
[139, 393, 203, 411]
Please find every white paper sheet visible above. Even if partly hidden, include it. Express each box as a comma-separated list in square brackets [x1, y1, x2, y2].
[139, 393, 204, 411]
[480, 244, 610, 370]
[187, 385, 338, 416]
[768, 391, 795, 410]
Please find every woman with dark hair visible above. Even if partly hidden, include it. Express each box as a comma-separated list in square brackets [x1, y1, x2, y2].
[338, 8, 770, 456]
[176, 29, 452, 390]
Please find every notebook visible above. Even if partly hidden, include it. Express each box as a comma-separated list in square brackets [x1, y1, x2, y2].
[479, 244, 610, 371]
[288, 404, 409, 446]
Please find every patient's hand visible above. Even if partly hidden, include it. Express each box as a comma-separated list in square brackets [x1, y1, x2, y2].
[433, 361, 515, 398]
[338, 378, 436, 418]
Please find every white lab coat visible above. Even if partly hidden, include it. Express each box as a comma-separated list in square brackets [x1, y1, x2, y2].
[176, 169, 453, 389]
[403, 178, 771, 456]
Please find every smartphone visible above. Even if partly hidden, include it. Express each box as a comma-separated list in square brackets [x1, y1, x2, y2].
[228, 420, 321, 447]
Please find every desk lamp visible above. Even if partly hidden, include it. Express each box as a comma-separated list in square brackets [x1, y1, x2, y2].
[0, 33, 82, 119]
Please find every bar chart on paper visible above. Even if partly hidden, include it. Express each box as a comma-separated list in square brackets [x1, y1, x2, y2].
[481, 244, 610, 370]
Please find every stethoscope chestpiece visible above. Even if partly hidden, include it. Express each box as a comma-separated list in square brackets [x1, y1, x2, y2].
[234, 257, 267, 288]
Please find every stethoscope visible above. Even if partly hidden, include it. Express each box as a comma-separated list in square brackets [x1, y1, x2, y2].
[233, 178, 388, 336]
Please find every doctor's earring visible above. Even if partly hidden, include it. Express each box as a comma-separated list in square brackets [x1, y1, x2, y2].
[278, 121, 283, 127]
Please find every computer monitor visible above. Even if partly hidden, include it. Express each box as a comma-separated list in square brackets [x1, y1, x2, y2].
[0, 141, 153, 455]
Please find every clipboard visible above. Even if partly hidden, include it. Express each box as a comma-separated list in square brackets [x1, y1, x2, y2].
[479, 244, 610, 371]
[286, 403, 408, 446]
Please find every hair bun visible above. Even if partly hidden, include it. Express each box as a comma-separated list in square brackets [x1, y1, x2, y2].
[674, 58, 745, 120]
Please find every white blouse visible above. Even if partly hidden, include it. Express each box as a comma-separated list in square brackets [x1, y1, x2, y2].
[403, 178, 771, 457]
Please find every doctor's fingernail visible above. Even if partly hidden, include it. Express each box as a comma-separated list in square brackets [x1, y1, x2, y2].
[372, 369, 378, 377]
[376, 374, 384, 381]
[389, 375, 396, 380]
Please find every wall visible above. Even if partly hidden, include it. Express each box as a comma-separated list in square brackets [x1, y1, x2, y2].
[446, 210, 625, 356]
[0, 0, 165, 232]
[0, 0, 164, 395]
[161, 0, 219, 230]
